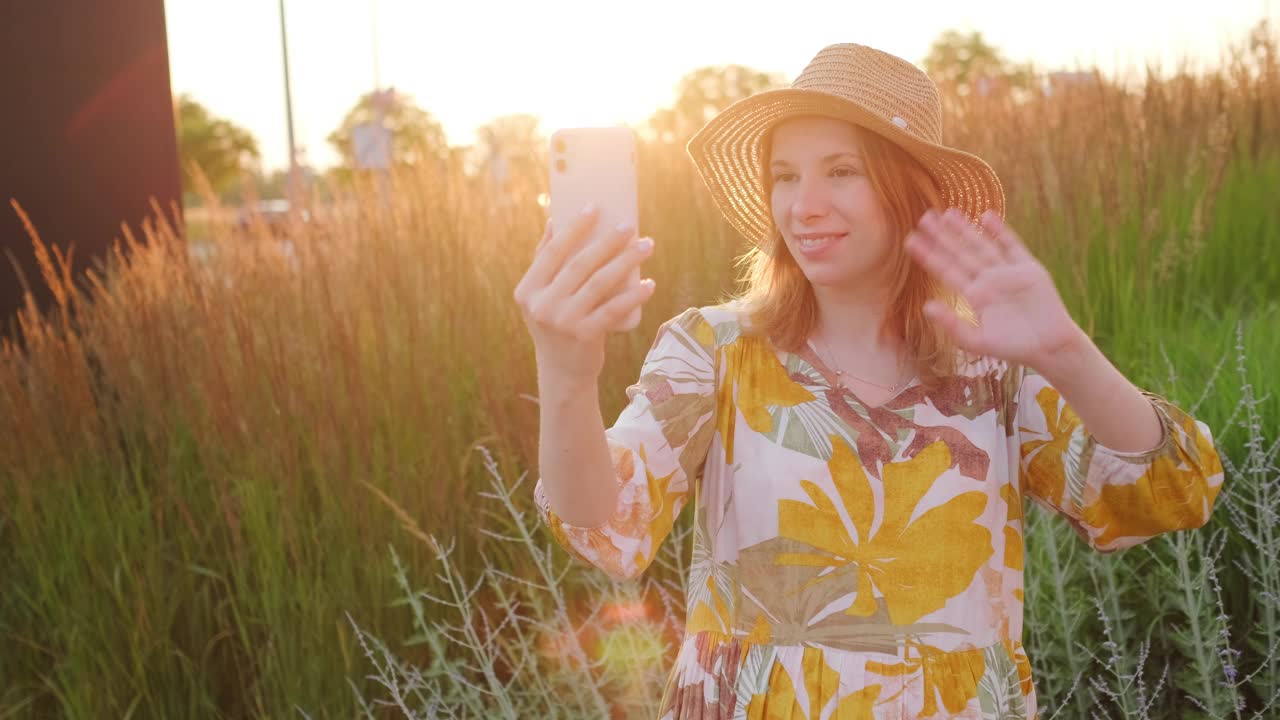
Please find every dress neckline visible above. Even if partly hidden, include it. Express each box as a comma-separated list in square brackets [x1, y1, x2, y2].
[782, 341, 919, 411]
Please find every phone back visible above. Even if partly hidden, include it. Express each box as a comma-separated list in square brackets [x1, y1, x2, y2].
[548, 126, 642, 330]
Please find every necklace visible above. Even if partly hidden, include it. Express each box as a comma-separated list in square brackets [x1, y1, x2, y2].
[808, 335, 908, 393]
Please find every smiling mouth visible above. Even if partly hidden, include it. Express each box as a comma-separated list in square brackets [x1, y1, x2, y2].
[797, 233, 847, 250]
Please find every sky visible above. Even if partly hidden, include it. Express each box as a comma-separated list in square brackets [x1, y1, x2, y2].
[164, 0, 1274, 173]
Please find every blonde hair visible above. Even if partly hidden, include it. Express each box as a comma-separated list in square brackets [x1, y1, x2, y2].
[725, 120, 980, 391]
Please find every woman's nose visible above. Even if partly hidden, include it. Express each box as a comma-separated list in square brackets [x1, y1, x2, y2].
[791, 177, 830, 219]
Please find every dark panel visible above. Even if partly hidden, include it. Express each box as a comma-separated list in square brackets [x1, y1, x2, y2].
[0, 2, 182, 341]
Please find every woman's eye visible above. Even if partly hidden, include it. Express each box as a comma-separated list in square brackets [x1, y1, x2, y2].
[832, 166, 860, 177]
[773, 173, 796, 183]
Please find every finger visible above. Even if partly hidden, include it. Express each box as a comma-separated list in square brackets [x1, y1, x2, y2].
[580, 278, 657, 337]
[544, 220, 638, 302]
[915, 210, 979, 285]
[979, 210, 1035, 264]
[523, 204, 601, 291]
[562, 236, 654, 320]
[906, 225, 974, 297]
[942, 208, 1004, 270]
[515, 218, 558, 301]
[535, 218, 553, 254]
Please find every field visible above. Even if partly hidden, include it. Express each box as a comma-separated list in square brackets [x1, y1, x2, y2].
[1, 34, 1278, 719]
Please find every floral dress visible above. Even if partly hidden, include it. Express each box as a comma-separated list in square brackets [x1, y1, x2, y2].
[534, 303, 1224, 719]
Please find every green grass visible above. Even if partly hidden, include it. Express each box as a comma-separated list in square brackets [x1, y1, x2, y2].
[2, 31, 1279, 717]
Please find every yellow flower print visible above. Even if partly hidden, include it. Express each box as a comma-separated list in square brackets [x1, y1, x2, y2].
[1183, 408, 1225, 478]
[636, 443, 682, 551]
[1001, 481, 1023, 523]
[717, 336, 815, 464]
[745, 647, 883, 719]
[743, 614, 772, 644]
[1008, 641, 1035, 700]
[1003, 526, 1024, 571]
[865, 638, 984, 717]
[1020, 385, 1080, 507]
[687, 573, 732, 635]
[777, 438, 994, 626]
[834, 684, 884, 718]
[545, 443, 682, 573]
[1081, 428, 1223, 547]
[1001, 484, 1024, 571]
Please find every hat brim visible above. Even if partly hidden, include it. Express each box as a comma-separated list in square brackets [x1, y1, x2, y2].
[685, 88, 1006, 246]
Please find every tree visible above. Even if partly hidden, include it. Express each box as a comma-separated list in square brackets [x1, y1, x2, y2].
[646, 65, 786, 143]
[474, 113, 546, 195]
[174, 94, 261, 198]
[326, 89, 449, 174]
[252, 168, 291, 200]
[921, 30, 1034, 96]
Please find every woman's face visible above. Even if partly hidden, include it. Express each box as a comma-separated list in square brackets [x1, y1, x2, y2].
[768, 116, 894, 292]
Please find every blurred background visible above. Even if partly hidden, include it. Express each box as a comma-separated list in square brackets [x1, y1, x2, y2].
[1, 1, 1278, 717]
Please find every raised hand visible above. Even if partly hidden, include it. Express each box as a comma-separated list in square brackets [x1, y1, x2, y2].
[513, 204, 657, 385]
[904, 208, 1084, 368]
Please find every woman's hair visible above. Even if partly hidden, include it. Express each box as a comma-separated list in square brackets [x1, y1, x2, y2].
[725, 119, 980, 391]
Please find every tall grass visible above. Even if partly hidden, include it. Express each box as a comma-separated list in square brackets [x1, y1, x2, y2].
[1, 23, 1278, 717]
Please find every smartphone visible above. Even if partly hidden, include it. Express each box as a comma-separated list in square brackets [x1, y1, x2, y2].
[548, 126, 642, 332]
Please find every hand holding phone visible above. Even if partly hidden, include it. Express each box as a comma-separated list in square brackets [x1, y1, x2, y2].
[512, 127, 656, 385]
[548, 127, 645, 332]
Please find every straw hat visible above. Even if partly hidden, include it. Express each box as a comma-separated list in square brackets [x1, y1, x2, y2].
[686, 43, 1005, 247]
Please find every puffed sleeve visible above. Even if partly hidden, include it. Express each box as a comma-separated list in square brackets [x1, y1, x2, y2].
[533, 306, 719, 580]
[1015, 364, 1225, 552]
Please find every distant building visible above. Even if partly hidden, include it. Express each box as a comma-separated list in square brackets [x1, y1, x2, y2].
[973, 74, 1010, 98]
[1042, 71, 1102, 97]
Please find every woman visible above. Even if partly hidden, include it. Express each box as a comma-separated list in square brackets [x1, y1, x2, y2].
[514, 43, 1224, 719]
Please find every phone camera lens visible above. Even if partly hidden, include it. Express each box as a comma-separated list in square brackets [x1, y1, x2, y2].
[553, 138, 566, 154]
[555, 158, 567, 173]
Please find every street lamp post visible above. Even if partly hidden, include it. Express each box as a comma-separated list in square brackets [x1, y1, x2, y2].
[372, 0, 381, 90]
[279, 0, 300, 201]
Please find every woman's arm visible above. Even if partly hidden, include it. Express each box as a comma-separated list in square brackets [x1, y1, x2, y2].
[536, 371, 618, 528]
[533, 307, 718, 581]
[1033, 325, 1165, 454]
